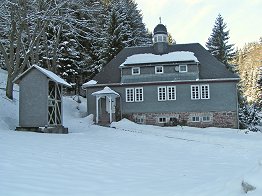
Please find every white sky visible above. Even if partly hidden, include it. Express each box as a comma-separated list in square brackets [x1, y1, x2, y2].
[135, 0, 262, 49]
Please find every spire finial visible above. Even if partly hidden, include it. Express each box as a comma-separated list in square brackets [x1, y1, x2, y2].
[159, 17, 161, 24]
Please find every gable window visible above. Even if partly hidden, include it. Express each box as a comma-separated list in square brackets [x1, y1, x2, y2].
[135, 87, 143, 102]
[132, 67, 140, 75]
[158, 117, 167, 123]
[179, 65, 187, 73]
[126, 88, 134, 102]
[155, 66, 164, 74]
[126, 87, 143, 102]
[158, 86, 166, 101]
[201, 85, 210, 99]
[167, 86, 176, 100]
[191, 85, 200, 100]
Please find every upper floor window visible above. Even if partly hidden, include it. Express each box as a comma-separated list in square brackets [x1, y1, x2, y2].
[155, 66, 163, 74]
[191, 85, 210, 100]
[158, 86, 166, 101]
[132, 67, 140, 75]
[179, 65, 187, 73]
[126, 87, 143, 102]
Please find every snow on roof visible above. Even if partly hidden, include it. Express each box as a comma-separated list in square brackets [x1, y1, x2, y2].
[82, 80, 97, 88]
[14, 65, 71, 87]
[120, 51, 199, 67]
[91, 86, 120, 97]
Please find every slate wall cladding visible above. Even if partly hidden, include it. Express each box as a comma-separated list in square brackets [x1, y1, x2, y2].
[124, 111, 238, 128]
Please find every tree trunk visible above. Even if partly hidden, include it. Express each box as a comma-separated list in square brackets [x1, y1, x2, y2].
[6, 74, 14, 100]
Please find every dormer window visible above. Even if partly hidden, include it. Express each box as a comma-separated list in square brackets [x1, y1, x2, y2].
[132, 67, 140, 75]
[179, 65, 187, 73]
[155, 66, 163, 74]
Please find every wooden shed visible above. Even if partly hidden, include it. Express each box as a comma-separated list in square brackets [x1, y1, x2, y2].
[14, 65, 71, 133]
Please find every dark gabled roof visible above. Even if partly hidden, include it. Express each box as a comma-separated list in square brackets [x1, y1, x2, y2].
[93, 43, 239, 85]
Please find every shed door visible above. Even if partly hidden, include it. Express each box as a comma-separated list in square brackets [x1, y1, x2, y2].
[48, 81, 62, 126]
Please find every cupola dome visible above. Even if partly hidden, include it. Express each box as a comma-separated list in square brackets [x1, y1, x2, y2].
[153, 24, 167, 35]
[153, 23, 168, 44]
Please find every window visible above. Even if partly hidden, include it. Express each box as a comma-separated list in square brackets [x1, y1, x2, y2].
[201, 85, 210, 99]
[192, 116, 200, 122]
[179, 65, 187, 73]
[132, 67, 140, 75]
[158, 36, 163, 42]
[135, 87, 143, 102]
[191, 85, 200, 100]
[167, 86, 176, 100]
[126, 88, 134, 102]
[158, 117, 167, 123]
[202, 116, 211, 122]
[155, 66, 163, 74]
[126, 88, 143, 102]
[191, 85, 210, 100]
[136, 116, 145, 124]
[158, 86, 166, 101]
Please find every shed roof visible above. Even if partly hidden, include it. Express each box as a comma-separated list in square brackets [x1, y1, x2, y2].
[14, 65, 71, 87]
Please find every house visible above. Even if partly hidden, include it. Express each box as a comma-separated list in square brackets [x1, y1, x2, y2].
[14, 65, 71, 133]
[83, 23, 239, 128]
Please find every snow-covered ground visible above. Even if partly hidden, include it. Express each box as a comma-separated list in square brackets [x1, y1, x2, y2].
[0, 69, 262, 196]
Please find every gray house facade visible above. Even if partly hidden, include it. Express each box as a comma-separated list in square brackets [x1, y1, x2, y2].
[14, 65, 71, 133]
[83, 24, 239, 128]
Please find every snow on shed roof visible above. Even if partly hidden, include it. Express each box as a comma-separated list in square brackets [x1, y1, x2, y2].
[120, 51, 199, 67]
[14, 65, 71, 87]
[91, 86, 120, 97]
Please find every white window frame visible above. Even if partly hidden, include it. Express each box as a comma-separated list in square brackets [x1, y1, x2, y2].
[155, 66, 164, 74]
[191, 85, 200, 100]
[126, 88, 134, 102]
[202, 116, 211, 122]
[158, 117, 167, 123]
[167, 86, 176, 100]
[158, 86, 166, 101]
[179, 64, 188, 73]
[201, 85, 210, 99]
[132, 67, 140, 75]
[191, 116, 200, 122]
[135, 87, 143, 102]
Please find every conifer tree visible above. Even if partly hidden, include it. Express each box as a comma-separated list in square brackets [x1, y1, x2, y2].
[206, 14, 235, 70]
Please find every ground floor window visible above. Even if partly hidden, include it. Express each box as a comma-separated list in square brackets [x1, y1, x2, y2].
[158, 117, 167, 123]
[126, 87, 143, 102]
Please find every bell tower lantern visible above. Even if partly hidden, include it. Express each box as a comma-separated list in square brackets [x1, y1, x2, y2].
[153, 21, 168, 54]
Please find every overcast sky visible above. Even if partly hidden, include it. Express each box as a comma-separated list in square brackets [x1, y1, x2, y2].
[135, 0, 262, 49]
